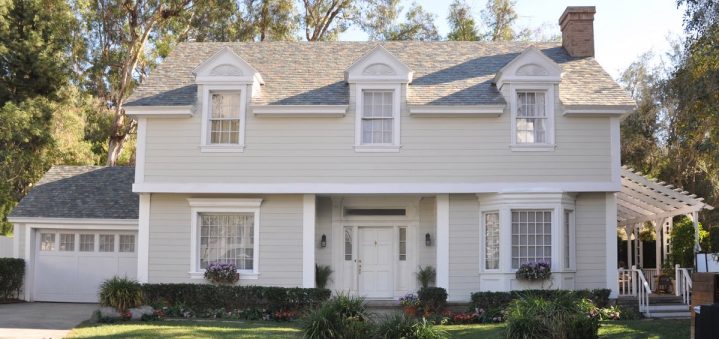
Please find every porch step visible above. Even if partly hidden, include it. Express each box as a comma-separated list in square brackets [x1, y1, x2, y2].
[647, 304, 691, 319]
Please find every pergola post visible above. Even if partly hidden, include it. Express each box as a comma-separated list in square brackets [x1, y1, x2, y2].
[663, 218, 671, 262]
[625, 225, 633, 268]
[654, 220, 662, 270]
[635, 224, 642, 267]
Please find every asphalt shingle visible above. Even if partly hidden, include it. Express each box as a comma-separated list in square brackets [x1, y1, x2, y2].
[9, 166, 137, 220]
[126, 41, 634, 108]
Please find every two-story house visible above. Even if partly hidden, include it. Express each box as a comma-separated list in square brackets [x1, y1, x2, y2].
[9, 7, 645, 303]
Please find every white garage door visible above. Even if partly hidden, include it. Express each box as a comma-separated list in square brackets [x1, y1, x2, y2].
[35, 229, 138, 302]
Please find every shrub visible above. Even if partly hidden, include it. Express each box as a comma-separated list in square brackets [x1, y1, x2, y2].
[99, 276, 143, 311]
[470, 288, 611, 311]
[141, 284, 330, 317]
[418, 287, 447, 314]
[669, 215, 707, 268]
[515, 261, 551, 281]
[315, 264, 333, 289]
[0, 258, 24, 300]
[300, 294, 372, 338]
[416, 265, 436, 289]
[505, 292, 599, 339]
[374, 313, 447, 339]
[203, 263, 239, 285]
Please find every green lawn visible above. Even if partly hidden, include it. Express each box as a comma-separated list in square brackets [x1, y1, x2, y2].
[67, 319, 690, 338]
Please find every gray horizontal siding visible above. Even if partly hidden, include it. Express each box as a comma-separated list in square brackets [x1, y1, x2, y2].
[148, 194, 303, 287]
[448, 194, 480, 301]
[574, 193, 607, 290]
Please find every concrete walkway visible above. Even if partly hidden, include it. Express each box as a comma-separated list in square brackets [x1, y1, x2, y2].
[0, 302, 97, 339]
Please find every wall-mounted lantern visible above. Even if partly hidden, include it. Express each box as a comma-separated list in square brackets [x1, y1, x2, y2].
[320, 234, 327, 248]
[425, 233, 432, 246]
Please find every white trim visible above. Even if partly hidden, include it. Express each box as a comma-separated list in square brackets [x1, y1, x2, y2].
[610, 117, 621, 187]
[303, 194, 316, 288]
[187, 198, 263, 279]
[252, 105, 347, 117]
[435, 194, 449, 290]
[408, 105, 505, 117]
[134, 181, 621, 194]
[345, 45, 413, 84]
[494, 47, 562, 88]
[7, 217, 138, 226]
[12, 224, 20, 258]
[563, 105, 634, 117]
[124, 105, 194, 118]
[137, 193, 150, 283]
[199, 85, 248, 153]
[193, 46, 264, 85]
[135, 117, 147, 184]
[606, 193, 619, 298]
[24, 225, 32, 301]
[355, 84, 402, 152]
[509, 84, 556, 151]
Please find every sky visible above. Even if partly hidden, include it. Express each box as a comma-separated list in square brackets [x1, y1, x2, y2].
[340, 0, 686, 78]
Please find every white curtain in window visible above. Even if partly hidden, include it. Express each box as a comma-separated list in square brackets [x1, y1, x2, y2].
[210, 93, 241, 144]
[516, 92, 547, 144]
[200, 213, 254, 270]
[362, 90, 394, 144]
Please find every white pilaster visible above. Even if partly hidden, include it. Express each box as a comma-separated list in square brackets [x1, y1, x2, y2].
[605, 193, 619, 298]
[137, 193, 151, 283]
[302, 194, 316, 288]
[436, 194, 450, 290]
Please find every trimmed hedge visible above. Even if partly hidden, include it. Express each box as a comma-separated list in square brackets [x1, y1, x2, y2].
[0, 258, 24, 300]
[141, 284, 331, 314]
[470, 288, 611, 311]
[418, 287, 447, 313]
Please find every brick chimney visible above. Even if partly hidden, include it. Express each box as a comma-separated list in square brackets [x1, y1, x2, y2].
[559, 6, 596, 57]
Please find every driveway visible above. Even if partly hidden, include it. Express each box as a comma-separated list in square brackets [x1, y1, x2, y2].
[0, 302, 97, 339]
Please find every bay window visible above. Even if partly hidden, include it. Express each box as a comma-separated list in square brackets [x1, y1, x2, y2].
[484, 212, 500, 270]
[511, 209, 552, 269]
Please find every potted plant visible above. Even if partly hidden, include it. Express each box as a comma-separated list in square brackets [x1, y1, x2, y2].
[515, 261, 551, 281]
[416, 265, 436, 289]
[399, 293, 420, 317]
[204, 262, 239, 285]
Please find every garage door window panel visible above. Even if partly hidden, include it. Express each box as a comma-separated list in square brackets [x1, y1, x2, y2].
[80, 234, 95, 252]
[99, 234, 115, 252]
[119, 235, 135, 253]
[40, 233, 55, 251]
[59, 234, 75, 252]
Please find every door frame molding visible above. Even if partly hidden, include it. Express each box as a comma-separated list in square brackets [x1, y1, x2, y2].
[330, 195, 421, 299]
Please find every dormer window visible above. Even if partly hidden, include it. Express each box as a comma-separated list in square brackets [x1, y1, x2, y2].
[516, 91, 547, 144]
[494, 47, 561, 152]
[193, 46, 263, 153]
[345, 46, 411, 153]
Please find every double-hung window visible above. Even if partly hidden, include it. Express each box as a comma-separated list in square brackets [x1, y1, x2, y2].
[361, 90, 394, 144]
[209, 92, 242, 145]
[511, 209, 552, 269]
[199, 213, 255, 270]
[515, 91, 548, 144]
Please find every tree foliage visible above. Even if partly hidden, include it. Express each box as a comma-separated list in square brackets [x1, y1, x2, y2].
[668, 216, 707, 268]
[359, 0, 439, 41]
[447, 0, 479, 41]
[481, 0, 521, 41]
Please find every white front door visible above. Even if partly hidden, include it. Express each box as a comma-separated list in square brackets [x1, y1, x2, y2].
[358, 227, 394, 298]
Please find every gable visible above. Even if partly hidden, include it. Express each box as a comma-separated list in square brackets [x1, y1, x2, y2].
[193, 46, 264, 85]
[345, 45, 413, 84]
[494, 46, 562, 88]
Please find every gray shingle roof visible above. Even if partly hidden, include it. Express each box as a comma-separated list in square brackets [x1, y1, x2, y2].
[9, 166, 138, 220]
[126, 41, 634, 108]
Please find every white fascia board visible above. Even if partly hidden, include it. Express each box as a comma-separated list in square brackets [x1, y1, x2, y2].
[252, 105, 348, 117]
[124, 105, 193, 118]
[134, 181, 621, 194]
[409, 105, 505, 117]
[6, 217, 138, 225]
[563, 104, 635, 117]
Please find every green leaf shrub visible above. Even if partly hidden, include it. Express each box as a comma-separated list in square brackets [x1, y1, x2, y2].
[470, 288, 611, 312]
[505, 292, 599, 339]
[374, 313, 447, 339]
[300, 293, 372, 338]
[0, 258, 24, 301]
[99, 276, 143, 311]
[418, 287, 447, 314]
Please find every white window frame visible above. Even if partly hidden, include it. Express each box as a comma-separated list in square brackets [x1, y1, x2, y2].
[563, 209, 576, 270]
[481, 211, 501, 272]
[509, 84, 556, 152]
[188, 198, 262, 279]
[200, 84, 248, 153]
[354, 83, 401, 152]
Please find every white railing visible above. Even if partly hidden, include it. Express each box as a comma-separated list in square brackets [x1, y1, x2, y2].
[633, 266, 652, 317]
[675, 264, 693, 305]
[618, 268, 636, 296]
[641, 268, 659, 291]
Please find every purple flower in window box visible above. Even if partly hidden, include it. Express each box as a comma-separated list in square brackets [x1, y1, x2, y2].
[515, 261, 551, 281]
[204, 262, 240, 285]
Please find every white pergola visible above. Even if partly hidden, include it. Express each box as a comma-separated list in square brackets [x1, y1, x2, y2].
[617, 166, 714, 270]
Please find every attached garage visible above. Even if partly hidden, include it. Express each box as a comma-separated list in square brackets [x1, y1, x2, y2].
[8, 166, 138, 303]
[34, 229, 138, 302]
